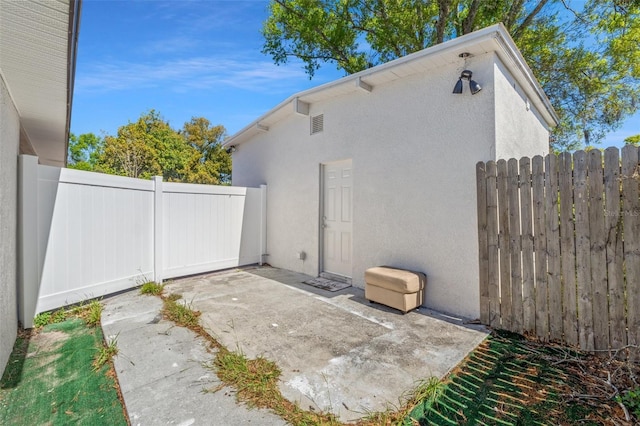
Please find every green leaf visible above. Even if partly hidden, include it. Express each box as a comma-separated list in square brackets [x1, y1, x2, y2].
[262, 0, 640, 150]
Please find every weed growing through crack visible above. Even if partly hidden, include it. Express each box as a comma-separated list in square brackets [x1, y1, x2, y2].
[33, 312, 52, 328]
[140, 281, 164, 296]
[358, 377, 444, 425]
[213, 348, 339, 425]
[93, 334, 119, 372]
[84, 300, 103, 327]
[215, 349, 281, 407]
[152, 287, 445, 425]
[154, 290, 340, 425]
[162, 294, 201, 328]
[33, 308, 67, 328]
[33, 300, 104, 329]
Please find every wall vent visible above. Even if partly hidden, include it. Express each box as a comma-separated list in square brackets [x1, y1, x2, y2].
[311, 114, 324, 135]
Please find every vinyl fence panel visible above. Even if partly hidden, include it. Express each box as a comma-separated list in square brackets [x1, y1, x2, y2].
[18, 155, 266, 327]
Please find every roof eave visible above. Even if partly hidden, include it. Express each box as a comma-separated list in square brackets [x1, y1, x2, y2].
[225, 23, 559, 146]
[65, 0, 83, 167]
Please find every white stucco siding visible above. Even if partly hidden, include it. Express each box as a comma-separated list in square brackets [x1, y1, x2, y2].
[343, 54, 495, 319]
[233, 53, 502, 319]
[493, 57, 550, 159]
[232, 117, 325, 276]
[0, 75, 19, 376]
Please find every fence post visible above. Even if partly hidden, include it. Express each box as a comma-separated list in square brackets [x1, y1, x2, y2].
[17, 155, 39, 329]
[259, 184, 267, 265]
[154, 176, 163, 283]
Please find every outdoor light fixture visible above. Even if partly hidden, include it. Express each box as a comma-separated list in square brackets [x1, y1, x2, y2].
[453, 69, 482, 95]
[226, 145, 236, 154]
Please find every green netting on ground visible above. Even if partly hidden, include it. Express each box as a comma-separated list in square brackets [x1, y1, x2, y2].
[0, 319, 127, 425]
[404, 331, 602, 426]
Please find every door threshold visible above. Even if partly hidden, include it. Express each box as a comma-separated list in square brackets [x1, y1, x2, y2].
[319, 272, 352, 285]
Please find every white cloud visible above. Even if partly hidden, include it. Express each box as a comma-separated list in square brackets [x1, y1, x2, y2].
[75, 55, 308, 94]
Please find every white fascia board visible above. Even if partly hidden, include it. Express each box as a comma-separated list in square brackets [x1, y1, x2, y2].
[224, 23, 558, 146]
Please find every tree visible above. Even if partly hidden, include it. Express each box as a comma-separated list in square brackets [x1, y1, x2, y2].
[624, 134, 640, 145]
[182, 117, 232, 184]
[98, 111, 166, 179]
[77, 110, 232, 184]
[262, 0, 640, 151]
[67, 132, 103, 171]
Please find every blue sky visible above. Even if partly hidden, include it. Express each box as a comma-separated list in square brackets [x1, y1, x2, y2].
[71, 0, 638, 147]
[72, 0, 343, 138]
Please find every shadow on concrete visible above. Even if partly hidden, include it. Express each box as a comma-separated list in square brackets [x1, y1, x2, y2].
[164, 265, 489, 422]
[243, 264, 487, 333]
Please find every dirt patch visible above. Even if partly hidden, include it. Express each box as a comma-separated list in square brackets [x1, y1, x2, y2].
[27, 330, 68, 355]
[25, 330, 67, 371]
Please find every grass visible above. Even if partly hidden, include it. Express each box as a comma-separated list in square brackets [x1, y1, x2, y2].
[93, 335, 119, 372]
[140, 281, 164, 296]
[162, 293, 201, 327]
[157, 292, 342, 425]
[357, 377, 444, 426]
[213, 348, 340, 425]
[33, 299, 104, 329]
[33, 308, 67, 328]
[84, 300, 103, 327]
[0, 317, 127, 425]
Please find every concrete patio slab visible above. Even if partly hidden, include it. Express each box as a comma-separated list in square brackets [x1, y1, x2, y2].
[101, 290, 286, 426]
[163, 266, 488, 422]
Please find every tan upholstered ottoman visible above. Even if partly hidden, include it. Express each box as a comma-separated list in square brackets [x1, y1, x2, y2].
[365, 267, 426, 313]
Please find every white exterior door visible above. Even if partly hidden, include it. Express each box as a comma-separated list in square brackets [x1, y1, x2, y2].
[322, 159, 353, 278]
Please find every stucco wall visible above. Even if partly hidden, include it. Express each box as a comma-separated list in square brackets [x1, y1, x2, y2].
[233, 52, 550, 319]
[493, 58, 550, 159]
[0, 74, 19, 376]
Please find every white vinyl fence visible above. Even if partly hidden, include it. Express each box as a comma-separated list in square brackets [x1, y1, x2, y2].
[18, 155, 266, 327]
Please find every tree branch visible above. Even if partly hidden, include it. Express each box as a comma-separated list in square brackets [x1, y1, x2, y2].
[506, 0, 526, 31]
[273, 0, 355, 69]
[462, 0, 482, 34]
[513, 0, 551, 38]
[436, 0, 452, 43]
[560, 0, 590, 25]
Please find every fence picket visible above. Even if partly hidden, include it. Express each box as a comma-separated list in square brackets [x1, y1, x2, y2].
[604, 147, 626, 350]
[508, 159, 523, 333]
[545, 154, 562, 341]
[520, 157, 536, 334]
[486, 161, 501, 328]
[621, 145, 640, 349]
[588, 150, 609, 351]
[559, 152, 578, 346]
[532, 156, 548, 340]
[497, 160, 512, 330]
[573, 151, 594, 351]
[477, 162, 490, 325]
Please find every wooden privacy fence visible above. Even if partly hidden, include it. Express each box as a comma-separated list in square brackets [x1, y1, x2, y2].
[476, 145, 640, 353]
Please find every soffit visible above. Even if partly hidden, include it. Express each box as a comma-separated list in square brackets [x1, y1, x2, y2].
[0, 0, 74, 166]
